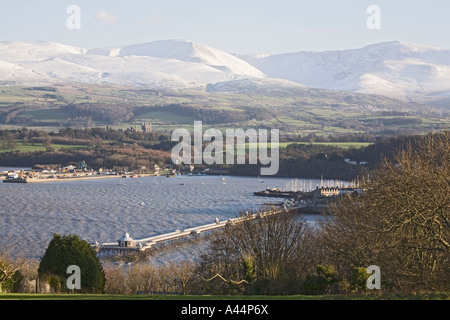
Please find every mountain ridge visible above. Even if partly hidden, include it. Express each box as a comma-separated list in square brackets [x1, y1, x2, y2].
[0, 40, 269, 91]
[237, 41, 450, 100]
[0, 40, 449, 101]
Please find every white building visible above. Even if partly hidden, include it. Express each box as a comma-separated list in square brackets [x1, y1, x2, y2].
[117, 232, 136, 248]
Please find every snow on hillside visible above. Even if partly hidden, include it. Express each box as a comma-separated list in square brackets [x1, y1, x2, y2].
[0, 40, 449, 99]
[0, 59, 48, 84]
[237, 41, 450, 99]
[206, 77, 305, 95]
[117, 40, 266, 79]
[0, 40, 266, 90]
[0, 41, 86, 61]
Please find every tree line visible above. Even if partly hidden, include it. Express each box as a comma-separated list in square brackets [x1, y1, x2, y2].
[0, 127, 447, 182]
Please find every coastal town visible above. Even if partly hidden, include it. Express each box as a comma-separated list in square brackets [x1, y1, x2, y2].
[1, 161, 176, 183]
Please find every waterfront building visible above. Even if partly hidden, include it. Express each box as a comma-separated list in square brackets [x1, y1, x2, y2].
[117, 232, 136, 248]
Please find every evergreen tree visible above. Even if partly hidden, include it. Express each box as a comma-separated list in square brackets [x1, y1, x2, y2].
[38, 234, 105, 293]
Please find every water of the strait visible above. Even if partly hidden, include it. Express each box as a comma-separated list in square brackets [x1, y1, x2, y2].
[0, 173, 325, 263]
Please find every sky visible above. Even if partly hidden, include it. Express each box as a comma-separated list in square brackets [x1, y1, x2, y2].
[1, 0, 449, 54]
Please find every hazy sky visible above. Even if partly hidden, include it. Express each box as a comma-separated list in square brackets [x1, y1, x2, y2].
[1, 0, 449, 54]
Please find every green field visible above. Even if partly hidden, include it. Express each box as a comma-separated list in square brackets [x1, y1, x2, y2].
[1, 85, 448, 138]
[0, 142, 87, 153]
[136, 110, 198, 124]
[242, 142, 372, 151]
[271, 142, 371, 149]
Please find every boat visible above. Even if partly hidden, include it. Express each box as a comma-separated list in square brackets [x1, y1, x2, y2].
[3, 177, 28, 183]
[253, 188, 301, 198]
[187, 172, 208, 176]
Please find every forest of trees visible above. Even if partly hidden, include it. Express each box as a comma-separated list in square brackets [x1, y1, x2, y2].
[0, 127, 173, 171]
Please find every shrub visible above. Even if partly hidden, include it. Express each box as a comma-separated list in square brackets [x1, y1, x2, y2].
[303, 265, 341, 295]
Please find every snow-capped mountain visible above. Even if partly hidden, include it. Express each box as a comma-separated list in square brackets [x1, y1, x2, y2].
[0, 40, 270, 91]
[0, 40, 449, 100]
[237, 41, 450, 99]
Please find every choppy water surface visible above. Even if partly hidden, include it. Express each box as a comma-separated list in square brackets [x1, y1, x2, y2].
[0, 175, 322, 260]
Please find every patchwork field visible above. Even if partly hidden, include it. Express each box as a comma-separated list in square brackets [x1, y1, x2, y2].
[0, 85, 448, 138]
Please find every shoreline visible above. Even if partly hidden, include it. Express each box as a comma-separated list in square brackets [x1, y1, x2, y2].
[1, 174, 157, 183]
[2, 172, 354, 184]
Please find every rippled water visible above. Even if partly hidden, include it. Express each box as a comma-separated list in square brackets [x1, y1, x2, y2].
[0, 174, 323, 260]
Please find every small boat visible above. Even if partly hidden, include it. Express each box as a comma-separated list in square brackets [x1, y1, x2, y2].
[253, 189, 300, 198]
[3, 177, 28, 183]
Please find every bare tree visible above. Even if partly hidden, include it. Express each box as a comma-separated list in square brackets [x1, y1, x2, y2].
[15, 257, 39, 293]
[165, 261, 196, 295]
[321, 131, 449, 291]
[197, 207, 312, 295]
[104, 264, 128, 294]
[0, 252, 22, 293]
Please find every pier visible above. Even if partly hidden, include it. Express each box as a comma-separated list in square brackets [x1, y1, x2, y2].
[96, 207, 285, 255]
[95, 184, 364, 256]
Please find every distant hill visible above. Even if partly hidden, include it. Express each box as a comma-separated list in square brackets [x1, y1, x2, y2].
[237, 41, 450, 101]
